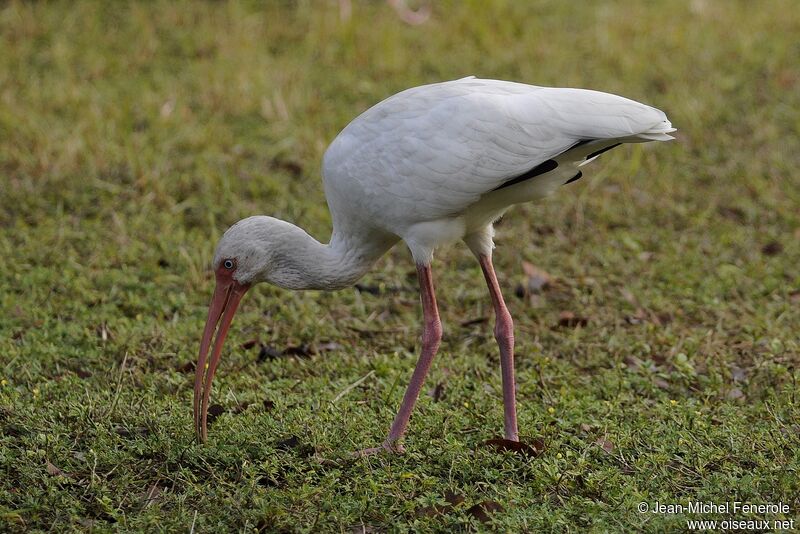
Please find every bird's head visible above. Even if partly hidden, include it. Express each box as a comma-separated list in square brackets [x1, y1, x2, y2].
[193, 216, 284, 443]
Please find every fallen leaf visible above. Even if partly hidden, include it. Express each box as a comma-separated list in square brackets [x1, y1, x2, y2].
[522, 261, 553, 293]
[73, 368, 92, 379]
[240, 339, 259, 350]
[467, 501, 505, 522]
[257, 345, 283, 362]
[231, 402, 251, 414]
[761, 241, 783, 256]
[624, 308, 648, 325]
[620, 288, 638, 305]
[414, 491, 466, 517]
[176, 362, 195, 373]
[557, 311, 588, 328]
[283, 344, 314, 357]
[580, 423, 592, 433]
[718, 205, 746, 222]
[271, 158, 303, 177]
[142, 483, 163, 508]
[444, 491, 464, 506]
[275, 435, 314, 457]
[276, 435, 300, 449]
[263, 399, 275, 411]
[483, 437, 545, 458]
[653, 377, 670, 390]
[595, 438, 614, 454]
[206, 404, 225, 425]
[415, 505, 448, 518]
[46, 460, 69, 477]
[726, 388, 745, 401]
[655, 312, 673, 325]
[624, 356, 642, 369]
[730, 366, 748, 382]
[460, 317, 488, 327]
[354, 284, 381, 295]
[429, 383, 445, 402]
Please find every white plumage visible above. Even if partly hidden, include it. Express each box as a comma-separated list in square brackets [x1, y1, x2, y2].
[322, 77, 674, 266]
[194, 77, 675, 450]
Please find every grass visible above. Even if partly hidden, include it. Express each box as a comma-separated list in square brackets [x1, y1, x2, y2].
[1, 0, 799, 531]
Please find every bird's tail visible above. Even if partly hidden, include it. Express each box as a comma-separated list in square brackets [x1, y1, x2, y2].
[634, 118, 677, 141]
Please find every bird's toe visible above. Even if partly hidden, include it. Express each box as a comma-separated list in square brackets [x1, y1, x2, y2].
[353, 441, 405, 457]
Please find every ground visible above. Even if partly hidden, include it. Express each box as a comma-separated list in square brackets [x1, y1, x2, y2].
[1, 1, 799, 532]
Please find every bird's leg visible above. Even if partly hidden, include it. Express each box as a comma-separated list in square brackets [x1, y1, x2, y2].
[356, 263, 442, 456]
[478, 254, 519, 441]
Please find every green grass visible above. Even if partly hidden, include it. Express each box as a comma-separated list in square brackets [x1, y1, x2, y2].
[1, 1, 799, 531]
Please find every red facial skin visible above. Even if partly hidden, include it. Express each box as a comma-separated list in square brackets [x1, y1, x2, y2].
[193, 260, 250, 443]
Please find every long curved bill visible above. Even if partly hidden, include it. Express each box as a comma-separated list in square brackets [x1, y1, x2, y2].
[193, 274, 250, 443]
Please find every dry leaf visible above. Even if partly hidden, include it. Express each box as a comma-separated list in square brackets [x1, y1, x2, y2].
[283, 344, 315, 357]
[624, 356, 642, 370]
[595, 438, 614, 454]
[484, 437, 545, 458]
[467, 501, 505, 522]
[206, 404, 225, 425]
[176, 362, 194, 373]
[240, 339, 259, 350]
[142, 483, 163, 508]
[46, 460, 69, 477]
[625, 308, 648, 325]
[726, 388, 745, 401]
[522, 261, 553, 293]
[557, 311, 588, 328]
[275, 435, 314, 457]
[761, 241, 783, 256]
[231, 402, 251, 415]
[730, 366, 748, 382]
[653, 377, 670, 390]
[74, 368, 92, 379]
[257, 344, 283, 361]
[429, 383, 445, 402]
[444, 491, 464, 506]
[718, 205, 745, 222]
[620, 288, 638, 305]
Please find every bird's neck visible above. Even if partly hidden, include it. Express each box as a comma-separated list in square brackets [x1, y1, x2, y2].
[266, 222, 394, 291]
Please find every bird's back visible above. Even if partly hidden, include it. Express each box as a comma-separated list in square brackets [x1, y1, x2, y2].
[322, 77, 674, 240]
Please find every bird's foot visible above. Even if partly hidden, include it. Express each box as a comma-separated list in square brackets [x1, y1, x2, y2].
[353, 441, 405, 457]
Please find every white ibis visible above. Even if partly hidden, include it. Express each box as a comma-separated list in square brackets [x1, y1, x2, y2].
[194, 77, 675, 454]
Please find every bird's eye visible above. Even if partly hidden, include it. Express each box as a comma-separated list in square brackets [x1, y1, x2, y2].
[223, 259, 234, 270]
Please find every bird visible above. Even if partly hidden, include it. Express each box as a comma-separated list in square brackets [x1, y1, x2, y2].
[193, 76, 675, 454]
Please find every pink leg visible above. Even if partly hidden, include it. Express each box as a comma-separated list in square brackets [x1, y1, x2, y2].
[479, 254, 519, 441]
[357, 263, 442, 456]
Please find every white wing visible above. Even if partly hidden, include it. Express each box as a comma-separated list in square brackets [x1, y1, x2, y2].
[323, 77, 674, 232]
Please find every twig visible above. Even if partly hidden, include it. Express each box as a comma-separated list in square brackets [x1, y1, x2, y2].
[332, 371, 375, 404]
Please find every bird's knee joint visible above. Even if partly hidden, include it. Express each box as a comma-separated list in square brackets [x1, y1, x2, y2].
[423, 319, 443, 347]
[494, 313, 513, 341]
